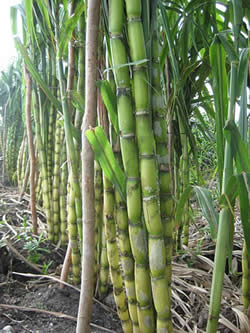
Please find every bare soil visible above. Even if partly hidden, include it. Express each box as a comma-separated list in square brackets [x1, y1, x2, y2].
[0, 184, 121, 333]
[0, 183, 249, 333]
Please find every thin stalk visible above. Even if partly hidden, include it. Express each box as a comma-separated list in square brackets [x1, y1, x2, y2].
[52, 114, 61, 243]
[55, 10, 82, 244]
[34, 88, 53, 241]
[99, 217, 109, 295]
[17, 133, 26, 189]
[103, 175, 133, 333]
[77, 1, 100, 332]
[24, 67, 38, 235]
[152, 31, 173, 326]
[67, 175, 81, 284]
[94, 161, 103, 287]
[242, 241, 250, 312]
[59, 130, 68, 246]
[179, 118, 189, 247]
[206, 62, 237, 333]
[20, 138, 28, 192]
[19, 156, 30, 201]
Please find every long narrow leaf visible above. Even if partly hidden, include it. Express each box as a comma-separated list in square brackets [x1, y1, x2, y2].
[97, 80, 118, 134]
[193, 186, 218, 240]
[176, 185, 218, 240]
[72, 91, 85, 114]
[14, 37, 61, 111]
[86, 126, 126, 201]
[237, 173, 250, 257]
[36, 0, 55, 50]
[224, 120, 249, 173]
[58, 2, 85, 57]
[209, 38, 228, 192]
[176, 185, 193, 228]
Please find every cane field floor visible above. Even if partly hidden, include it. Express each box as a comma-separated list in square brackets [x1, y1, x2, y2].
[0, 182, 249, 333]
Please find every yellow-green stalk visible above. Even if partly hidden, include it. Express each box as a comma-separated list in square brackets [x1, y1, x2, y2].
[59, 130, 68, 246]
[108, 60, 140, 332]
[94, 161, 103, 285]
[242, 241, 250, 311]
[125, 1, 172, 330]
[152, 31, 174, 326]
[103, 175, 133, 333]
[178, 118, 189, 247]
[109, 1, 155, 331]
[52, 114, 61, 243]
[99, 221, 109, 295]
[34, 89, 53, 241]
[67, 176, 81, 284]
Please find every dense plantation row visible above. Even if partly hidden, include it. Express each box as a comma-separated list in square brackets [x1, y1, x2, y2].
[0, 1, 249, 332]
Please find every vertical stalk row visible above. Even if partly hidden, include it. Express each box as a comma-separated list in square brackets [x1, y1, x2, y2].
[109, 1, 155, 331]
[125, 1, 172, 330]
[103, 175, 133, 333]
[152, 33, 173, 325]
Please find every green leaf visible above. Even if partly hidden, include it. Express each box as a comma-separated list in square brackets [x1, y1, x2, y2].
[219, 174, 238, 209]
[72, 91, 85, 114]
[224, 120, 249, 173]
[71, 124, 81, 144]
[97, 80, 118, 134]
[176, 185, 193, 228]
[236, 48, 248, 98]
[193, 186, 218, 240]
[217, 33, 238, 62]
[24, 0, 34, 41]
[86, 126, 126, 201]
[237, 172, 250, 257]
[10, 6, 18, 35]
[36, 0, 55, 50]
[14, 37, 61, 111]
[58, 2, 85, 57]
[209, 38, 228, 192]
[176, 185, 218, 240]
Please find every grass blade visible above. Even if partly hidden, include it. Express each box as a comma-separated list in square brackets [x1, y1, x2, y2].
[96, 80, 118, 134]
[86, 126, 126, 201]
[14, 37, 61, 111]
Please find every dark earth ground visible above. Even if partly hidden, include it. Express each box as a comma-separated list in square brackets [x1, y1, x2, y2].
[0, 184, 121, 333]
[0, 182, 249, 333]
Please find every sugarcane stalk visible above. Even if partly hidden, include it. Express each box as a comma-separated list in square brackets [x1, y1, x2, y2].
[103, 175, 133, 333]
[125, 1, 172, 331]
[54, 7, 82, 244]
[152, 31, 173, 325]
[19, 156, 30, 200]
[67, 175, 81, 284]
[17, 133, 26, 189]
[242, 241, 250, 312]
[99, 218, 109, 295]
[94, 161, 103, 287]
[109, 1, 155, 331]
[178, 118, 189, 247]
[77, 0, 100, 331]
[108, 60, 140, 331]
[47, 102, 55, 197]
[34, 88, 53, 241]
[59, 130, 68, 246]
[20, 138, 28, 191]
[206, 61, 237, 333]
[24, 67, 38, 235]
[52, 114, 61, 243]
